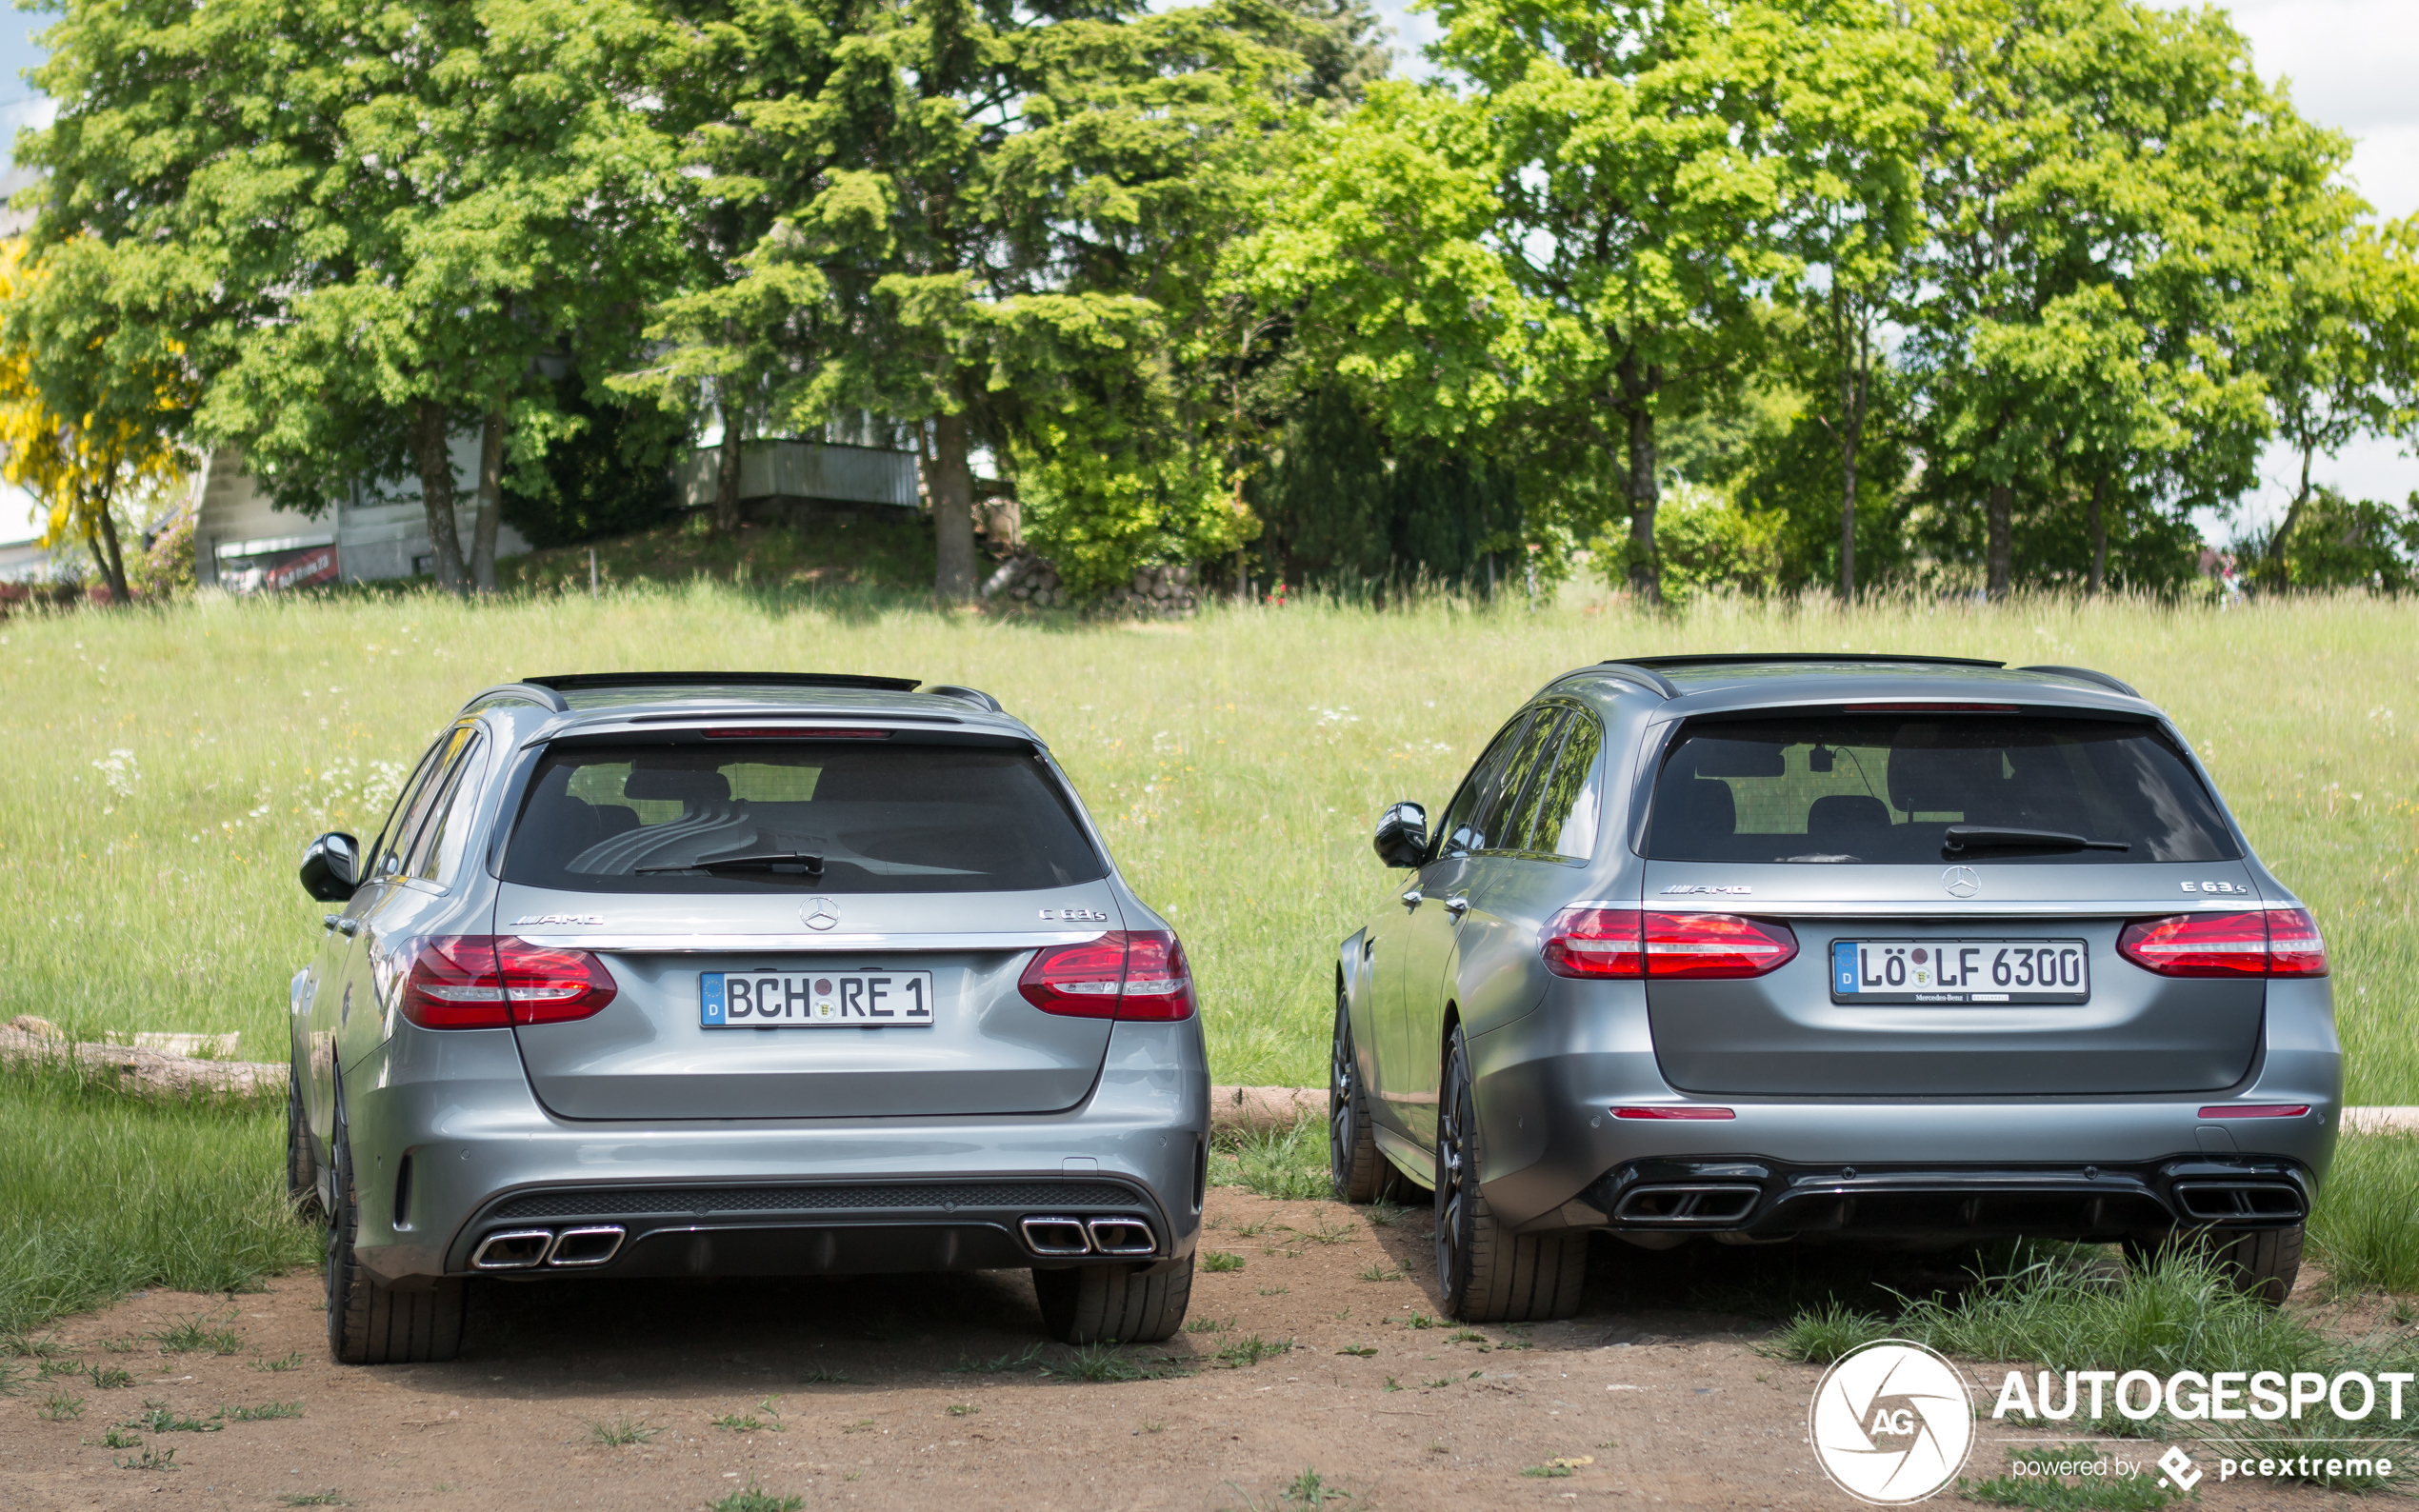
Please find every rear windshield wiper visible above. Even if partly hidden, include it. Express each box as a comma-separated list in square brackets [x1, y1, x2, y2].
[1942, 826, 2129, 856]
[636, 850, 827, 876]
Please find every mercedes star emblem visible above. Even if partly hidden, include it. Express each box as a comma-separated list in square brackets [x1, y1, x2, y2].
[801, 896, 839, 930]
[1941, 865, 1981, 899]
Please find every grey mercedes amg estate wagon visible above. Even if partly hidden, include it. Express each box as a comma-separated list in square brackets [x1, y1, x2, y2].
[290, 672, 1207, 1363]
[1330, 654, 2336, 1322]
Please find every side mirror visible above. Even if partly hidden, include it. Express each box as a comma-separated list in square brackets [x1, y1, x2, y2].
[1372, 801, 1429, 869]
[299, 832, 363, 902]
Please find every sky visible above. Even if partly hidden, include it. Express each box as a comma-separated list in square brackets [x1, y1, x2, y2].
[2, 2, 2413, 545]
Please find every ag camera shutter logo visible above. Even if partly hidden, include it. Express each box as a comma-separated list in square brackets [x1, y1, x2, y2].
[1809, 1340, 1976, 1503]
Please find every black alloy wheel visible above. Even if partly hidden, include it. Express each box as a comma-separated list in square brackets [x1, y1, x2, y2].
[1431, 1025, 1588, 1323]
[1329, 991, 1390, 1204]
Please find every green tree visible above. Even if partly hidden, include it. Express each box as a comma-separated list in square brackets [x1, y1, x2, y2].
[1239, 0, 1810, 603]
[1902, 0, 2314, 597]
[18, 0, 688, 596]
[2244, 221, 2417, 589]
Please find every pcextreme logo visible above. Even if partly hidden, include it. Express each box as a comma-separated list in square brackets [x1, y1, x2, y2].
[1809, 1340, 1976, 1504]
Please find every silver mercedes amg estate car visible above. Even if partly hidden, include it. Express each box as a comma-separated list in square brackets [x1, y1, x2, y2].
[290, 672, 1207, 1363]
[1330, 654, 2336, 1322]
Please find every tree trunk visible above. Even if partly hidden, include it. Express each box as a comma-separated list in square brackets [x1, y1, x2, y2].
[931, 408, 977, 602]
[2087, 472, 2108, 597]
[1838, 372, 1861, 603]
[94, 498, 130, 604]
[714, 379, 745, 537]
[1985, 482, 2013, 599]
[1616, 352, 1661, 607]
[410, 397, 470, 596]
[2263, 446, 2314, 588]
[470, 404, 504, 594]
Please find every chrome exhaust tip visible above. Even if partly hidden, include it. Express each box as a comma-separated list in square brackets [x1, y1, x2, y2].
[545, 1224, 627, 1267]
[1085, 1217, 1157, 1257]
[471, 1228, 555, 1270]
[1020, 1216, 1093, 1257]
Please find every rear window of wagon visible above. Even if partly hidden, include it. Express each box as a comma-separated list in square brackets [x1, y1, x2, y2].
[502, 740, 1108, 893]
[1644, 713, 2239, 865]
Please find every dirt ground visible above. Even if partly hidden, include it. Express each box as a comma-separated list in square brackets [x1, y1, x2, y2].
[0, 1188, 2356, 1511]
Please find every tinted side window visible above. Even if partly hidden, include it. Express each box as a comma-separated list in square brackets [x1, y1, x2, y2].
[1490, 708, 1571, 853]
[407, 733, 489, 885]
[366, 734, 452, 882]
[1515, 710, 1605, 859]
[503, 740, 1108, 895]
[1645, 714, 2239, 865]
[1435, 713, 1534, 857]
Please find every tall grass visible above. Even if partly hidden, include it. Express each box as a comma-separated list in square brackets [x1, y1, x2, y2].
[0, 1058, 317, 1338]
[0, 583, 2411, 1092]
[2310, 1133, 2419, 1292]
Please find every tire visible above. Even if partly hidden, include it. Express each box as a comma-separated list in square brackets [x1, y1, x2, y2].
[285, 1070, 322, 1222]
[325, 1103, 464, 1364]
[1329, 990, 1392, 1204]
[1032, 1257, 1195, 1345]
[2125, 1224, 2303, 1306]
[1433, 1025, 1587, 1323]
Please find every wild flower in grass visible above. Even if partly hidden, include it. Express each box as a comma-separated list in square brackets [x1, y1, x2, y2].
[91, 749, 138, 801]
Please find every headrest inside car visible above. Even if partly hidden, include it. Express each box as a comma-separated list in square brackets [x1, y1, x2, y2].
[1677, 738, 1785, 779]
[1887, 745, 2006, 813]
[623, 766, 732, 805]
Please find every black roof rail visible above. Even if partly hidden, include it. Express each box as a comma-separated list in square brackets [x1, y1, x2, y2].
[922, 684, 1005, 713]
[1610, 652, 2008, 671]
[462, 682, 570, 713]
[522, 671, 922, 695]
[2016, 664, 2141, 698]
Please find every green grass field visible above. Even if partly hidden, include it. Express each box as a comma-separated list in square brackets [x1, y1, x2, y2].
[0, 583, 2415, 1339]
[2, 584, 2411, 1093]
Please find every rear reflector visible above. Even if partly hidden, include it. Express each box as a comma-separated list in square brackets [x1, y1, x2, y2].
[400, 936, 618, 1029]
[2197, 1104, 2311, 1120]
[702, 727, 892, 739]
[1542, 907, 1798, 980]
[1019, 930, 1197, 1021]
[2117, 908, 2329, 978]
[1612, 1106, 1736, 1120]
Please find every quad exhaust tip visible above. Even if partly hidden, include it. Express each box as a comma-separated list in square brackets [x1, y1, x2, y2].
[1086, 1218, 1157, 1257]
[1020, 1216, 1093, 1257]
[470, 1224, 628, 1270]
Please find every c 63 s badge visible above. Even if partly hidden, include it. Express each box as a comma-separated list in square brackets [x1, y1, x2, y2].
[1040, 906, 1110, 923]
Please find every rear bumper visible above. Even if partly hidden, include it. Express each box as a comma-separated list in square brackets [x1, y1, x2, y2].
[1468, 976, 2341, 1233]
[1580, 1153, 2309, 1243]
[342, 1020, 1209, 1284]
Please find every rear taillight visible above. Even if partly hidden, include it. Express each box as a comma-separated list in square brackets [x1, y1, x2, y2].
[1541, 907, 1798, 980]
[399, 936, 618, 1029]
[1019, 930, 1196, 1021]
[2117, 908, 2328, 979]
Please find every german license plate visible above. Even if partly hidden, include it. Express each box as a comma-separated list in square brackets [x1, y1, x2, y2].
[700, 969, 936, 1028]
[1829, 941, 2089, 1005]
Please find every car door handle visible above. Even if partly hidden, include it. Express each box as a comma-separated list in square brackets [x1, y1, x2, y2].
[1443, 896, 1470, 916]
[1399, 888, 1423, 906]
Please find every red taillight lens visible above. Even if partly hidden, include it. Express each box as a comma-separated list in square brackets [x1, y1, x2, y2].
[1541, 906, 1646, 978]
[1018, 930, 1196, 1021]
[1542, 908, 1797, 980]
[399, 936, 510, 1028]
[2265, 908, 2329, 977]
[399, 935, 617, 1029]
[496, 938, 619, 1024]
[2118, 909, 2327, 978]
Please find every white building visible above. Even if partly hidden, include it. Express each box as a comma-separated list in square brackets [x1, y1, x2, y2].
[192, 436, 532, 590]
